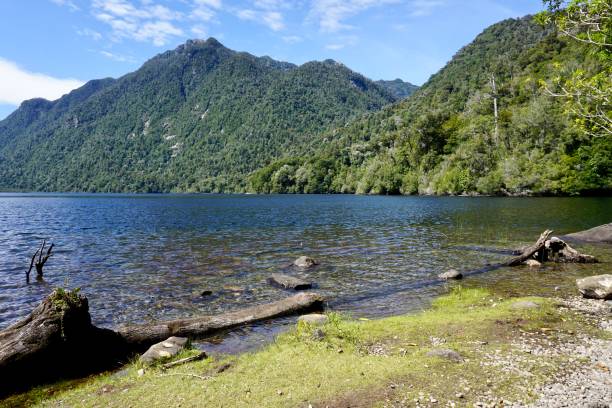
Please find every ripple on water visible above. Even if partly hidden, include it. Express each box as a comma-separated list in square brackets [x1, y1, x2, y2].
[0, 194, 610, 338]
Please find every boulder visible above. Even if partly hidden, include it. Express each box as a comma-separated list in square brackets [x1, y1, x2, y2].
[268, 273, 312, 290]
[294, 256, 318, 268]
[298, 314, 328, 325]
[140, 336, 188, 365]
[564, 223, 612, 244]
[576, 275, 612, 300]
[438, 269, 463, 280]
[426, 348, 463, 362]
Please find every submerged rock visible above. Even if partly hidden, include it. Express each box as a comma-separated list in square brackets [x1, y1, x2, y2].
[294, 256, 318, 268]
[438, 269, 463, 280]
[140, 336, 188, 365]
[524, 259, 542, 268]
[576, 275, 612, 300]
[426, 348, 463, 362]
[268, 273, 312, 290]
[298, 313, 328, 325]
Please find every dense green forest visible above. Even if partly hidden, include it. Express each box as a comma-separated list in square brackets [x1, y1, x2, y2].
[250, 14, 611, 195]
[0, 39, 396, 192]
[0, 6, 609, 195]
[375, 79, 419, 100]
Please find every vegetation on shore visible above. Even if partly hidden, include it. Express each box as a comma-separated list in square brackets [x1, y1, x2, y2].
[250, 7, 611, 196]
[4, 287, 608, 408]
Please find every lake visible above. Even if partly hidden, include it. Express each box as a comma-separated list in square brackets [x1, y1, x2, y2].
[0, 194, 610, 352]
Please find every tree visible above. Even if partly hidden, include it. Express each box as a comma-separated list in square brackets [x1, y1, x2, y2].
[537, 0, 611, 138]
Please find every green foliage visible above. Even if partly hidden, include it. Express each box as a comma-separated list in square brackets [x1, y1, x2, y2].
[375, 79, 419, 100]
[251, 15, 611, 195]
[0, 39, 394, 193]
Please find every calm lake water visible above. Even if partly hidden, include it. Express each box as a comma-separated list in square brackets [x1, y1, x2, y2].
[0, 194, 610, 351]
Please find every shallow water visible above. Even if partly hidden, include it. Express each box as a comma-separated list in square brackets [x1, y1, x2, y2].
[0, 194, 610, 351]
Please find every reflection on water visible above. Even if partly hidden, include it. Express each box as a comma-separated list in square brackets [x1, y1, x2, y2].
[0, 194, 610, 346]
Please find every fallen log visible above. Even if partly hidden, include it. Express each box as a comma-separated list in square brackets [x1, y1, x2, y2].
[118, 292, 324, 347]
[506, 230, 553, 266]
[0, 289, 324, 396]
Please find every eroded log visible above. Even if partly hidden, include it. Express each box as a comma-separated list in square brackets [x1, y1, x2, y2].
[506, 230, 553, 266]
[118, 292, 324, 348]
[0, 289, 128, 396]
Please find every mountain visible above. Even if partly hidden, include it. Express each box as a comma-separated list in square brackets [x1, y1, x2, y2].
[375, 79, 419, 100]
[249, 16, 611, 195]
[0, 38, 397, 192]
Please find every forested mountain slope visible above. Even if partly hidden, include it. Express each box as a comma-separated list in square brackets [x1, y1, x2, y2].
[375, 79, 419, 100]
[0, 39, 396, 192]
[250, 16, 611, 195]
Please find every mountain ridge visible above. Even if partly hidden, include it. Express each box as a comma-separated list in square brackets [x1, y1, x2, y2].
[0, 37, 399, 192]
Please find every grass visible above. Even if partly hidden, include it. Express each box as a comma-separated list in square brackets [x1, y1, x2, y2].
[2, 287, 606, 408]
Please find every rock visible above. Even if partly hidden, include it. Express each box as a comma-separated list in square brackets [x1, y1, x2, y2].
[524, 259, 542, 267]
[438, 269, 463, 280]
[311, 328, 325, 341]
[564, 223, 612, 243]
[268, 273, 312, 290]
[137, 368, 145, 376]
[298, 314, 328, 325]
[511, 300, 540, 310]
[293, 256, 318, 268]
[140, 336, 188, 365]
[426, 348, 463, 362]
[200, 290, 213, 297]
[576, 275, 612, 300]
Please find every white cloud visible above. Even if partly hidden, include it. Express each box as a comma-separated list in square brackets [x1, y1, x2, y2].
[235, 2, 286, 31]
[263, 11, 285, 31]
[324, 35, 357, 50]
[0, 58, 84, 105]
[77, 28, 103, 40]
[409, 0, 444, 17]
[282, 35, 303, 44]
[191, 25, 208, 37]
[309, 0, 399, 32]
[99, 50, 136, 62]
[50, 0, 79, 11]
[194, 0, 222, 9]
[92, 0, 185, 46]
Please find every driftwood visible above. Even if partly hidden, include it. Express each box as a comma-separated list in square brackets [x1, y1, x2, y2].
[506, 230, 553, 266]
[0, 290, 323, 395]
[508, 230, 597, 266]
[118, 292, 324, 347]
[26, 240, 54, 283]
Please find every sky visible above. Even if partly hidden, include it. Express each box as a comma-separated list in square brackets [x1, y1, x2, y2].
[0, 0, 544, 120]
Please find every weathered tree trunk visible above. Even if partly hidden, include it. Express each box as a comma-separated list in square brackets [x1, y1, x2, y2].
[0, 290, 128, 396]
[118, 292, 324, 348]
[506, 230, 553, 266]
[0, 290, 324, 395]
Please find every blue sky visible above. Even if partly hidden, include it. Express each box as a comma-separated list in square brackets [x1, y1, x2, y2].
[0, 0, 544, 120]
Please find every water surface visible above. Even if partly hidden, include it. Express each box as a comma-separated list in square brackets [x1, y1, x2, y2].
[0, 194, 610, 351]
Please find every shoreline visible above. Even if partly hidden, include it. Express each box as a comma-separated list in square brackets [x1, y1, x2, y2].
[3, 284, 610, 407]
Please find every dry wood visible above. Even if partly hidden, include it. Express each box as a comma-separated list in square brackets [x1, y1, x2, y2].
[161, 351, 207, 370]
[26, 240, 54, 283]
[506, 230, 553, 266]
[118, 292, 324, 347]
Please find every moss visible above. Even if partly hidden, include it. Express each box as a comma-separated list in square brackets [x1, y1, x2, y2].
[2, 287, 606, 408]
